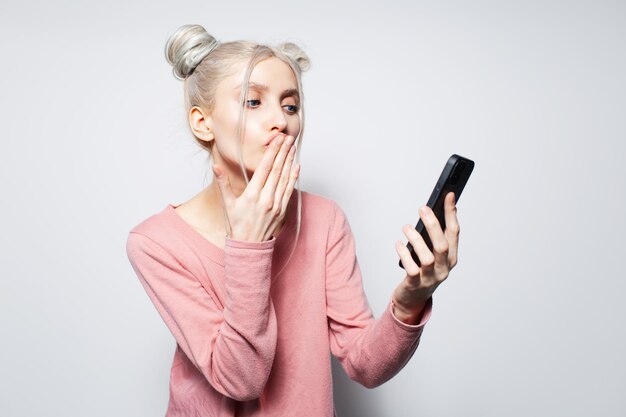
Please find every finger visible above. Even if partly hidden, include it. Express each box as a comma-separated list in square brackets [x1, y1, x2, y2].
[419, 206, 449, 274]
[279, 161, 300, 218]
[402, 223, 435, 277]
[246, 134, 286, 196]
[395, 239, 422, 279]
[274, 143, 296, 206]
[444, 192, 460, 268]
[259, 135, 294, 204]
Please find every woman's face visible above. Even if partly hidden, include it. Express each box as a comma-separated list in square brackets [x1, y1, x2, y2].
[206, 56, 301, 177]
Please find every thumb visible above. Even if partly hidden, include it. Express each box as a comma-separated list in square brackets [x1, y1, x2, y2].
[212, 165, 234, 206]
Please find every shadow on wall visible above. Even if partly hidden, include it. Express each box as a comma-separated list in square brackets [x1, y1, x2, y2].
[331, 356, 384, 417]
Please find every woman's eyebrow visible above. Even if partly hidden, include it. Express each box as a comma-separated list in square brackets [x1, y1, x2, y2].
[234, 82, 299, 99]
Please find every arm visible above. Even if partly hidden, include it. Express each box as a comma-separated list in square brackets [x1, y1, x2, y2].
[126, 232, 277, 401]
[326, 202, 433, 389]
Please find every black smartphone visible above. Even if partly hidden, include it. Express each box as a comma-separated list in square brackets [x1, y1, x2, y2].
[398, 154, 475, 269]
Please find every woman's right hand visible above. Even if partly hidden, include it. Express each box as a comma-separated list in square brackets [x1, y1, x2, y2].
[211, 135, 300, 243]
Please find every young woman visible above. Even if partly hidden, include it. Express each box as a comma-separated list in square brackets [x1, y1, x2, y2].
[126, 24, 461, 417]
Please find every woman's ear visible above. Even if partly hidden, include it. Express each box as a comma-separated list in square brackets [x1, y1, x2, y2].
[189, 106, 215, 143]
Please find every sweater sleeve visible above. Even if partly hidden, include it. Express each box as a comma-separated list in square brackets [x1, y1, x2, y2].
[325, 202, 433, 389]
[126, 232, 278, 401]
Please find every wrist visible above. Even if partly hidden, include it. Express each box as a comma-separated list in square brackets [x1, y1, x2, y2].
[392, 299, 426, 325]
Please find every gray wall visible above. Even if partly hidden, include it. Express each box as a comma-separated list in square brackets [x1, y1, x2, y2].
[1, 0, 624, 416]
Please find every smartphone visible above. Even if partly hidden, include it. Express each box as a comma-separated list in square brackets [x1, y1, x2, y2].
[398, 154, 474, 269]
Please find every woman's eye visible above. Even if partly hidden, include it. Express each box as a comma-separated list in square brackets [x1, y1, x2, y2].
[284, 104, 299, 114]
[246, 99, 261, 108]
[246, 99, 298, 114]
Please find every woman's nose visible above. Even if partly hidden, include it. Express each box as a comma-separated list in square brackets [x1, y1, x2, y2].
[267, 102, 288, 132]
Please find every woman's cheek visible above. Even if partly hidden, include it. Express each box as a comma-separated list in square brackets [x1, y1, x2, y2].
[290, 116, 301, 138]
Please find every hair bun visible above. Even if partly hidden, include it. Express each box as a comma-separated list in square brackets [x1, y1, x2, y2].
[278, 42, 311, 72]
[164, 24, 219, 80]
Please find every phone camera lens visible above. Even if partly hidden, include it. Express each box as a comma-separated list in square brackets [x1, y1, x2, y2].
[450, 162, 465, 185]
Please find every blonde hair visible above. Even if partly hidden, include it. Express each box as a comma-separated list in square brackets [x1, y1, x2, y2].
[164, 24, 310, 277]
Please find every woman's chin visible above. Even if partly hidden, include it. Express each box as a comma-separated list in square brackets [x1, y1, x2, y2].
[245, 163, 260, 177]
[240, 154, 264, 178]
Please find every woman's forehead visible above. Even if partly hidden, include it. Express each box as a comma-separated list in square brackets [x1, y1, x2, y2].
[227, 57, 298, 92]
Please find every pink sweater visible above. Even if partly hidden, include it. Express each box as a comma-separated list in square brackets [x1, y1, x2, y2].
[126, 190, 433, 416]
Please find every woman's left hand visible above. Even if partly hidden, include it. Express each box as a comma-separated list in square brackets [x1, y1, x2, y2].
[392, 191, 460, 324]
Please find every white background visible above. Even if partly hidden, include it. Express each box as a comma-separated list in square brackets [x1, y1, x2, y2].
[1, 0, 625, 416]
